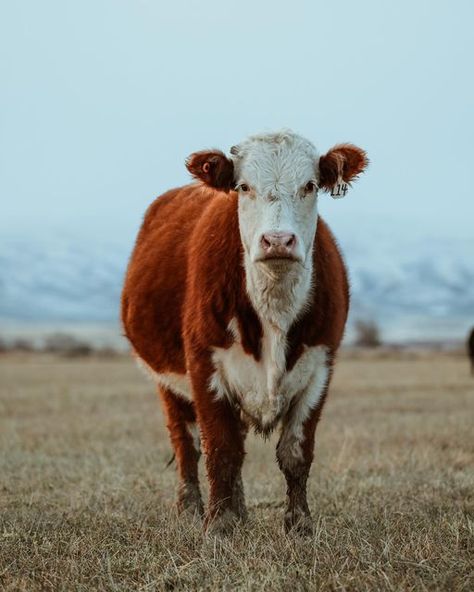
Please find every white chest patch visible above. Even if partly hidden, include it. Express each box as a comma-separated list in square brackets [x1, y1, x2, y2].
[210, 319, 328, 430]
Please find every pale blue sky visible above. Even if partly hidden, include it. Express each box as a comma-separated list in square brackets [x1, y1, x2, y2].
[1, 0, 473, 245]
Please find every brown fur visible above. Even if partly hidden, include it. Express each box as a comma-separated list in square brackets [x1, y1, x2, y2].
[185, 150, 235, 192]
[319, 143, 368, 190]
[158, 386, 203, 515]
[122, 180, 352, 533]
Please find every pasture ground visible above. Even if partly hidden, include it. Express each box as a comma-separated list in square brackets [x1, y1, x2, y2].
[1, 351, 473, 591]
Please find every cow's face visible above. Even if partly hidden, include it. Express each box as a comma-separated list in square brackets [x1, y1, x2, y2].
[231, 134, 319, 266]
[186, 130, 368, 269]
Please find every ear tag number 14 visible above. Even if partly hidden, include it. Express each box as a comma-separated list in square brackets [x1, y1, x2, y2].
[331, 182, 349, 199]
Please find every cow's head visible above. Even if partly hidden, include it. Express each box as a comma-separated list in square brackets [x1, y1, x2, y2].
[186, 131, 368, 268]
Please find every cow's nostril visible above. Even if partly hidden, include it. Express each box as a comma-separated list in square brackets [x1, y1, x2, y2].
[261, 232, 297, 252]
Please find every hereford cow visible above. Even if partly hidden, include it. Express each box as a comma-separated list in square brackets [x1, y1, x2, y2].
[121, 130, 368, 535]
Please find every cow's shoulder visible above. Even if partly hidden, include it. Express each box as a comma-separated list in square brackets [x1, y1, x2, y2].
[183, 191, 263, 357]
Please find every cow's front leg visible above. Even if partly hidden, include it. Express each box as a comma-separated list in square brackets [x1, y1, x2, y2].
[201, 402, 247, 535]
[276, 388, 327, 535]
[191, 369, 247, 535]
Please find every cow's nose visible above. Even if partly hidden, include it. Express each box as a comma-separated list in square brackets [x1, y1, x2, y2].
[260, 232, 297, 253]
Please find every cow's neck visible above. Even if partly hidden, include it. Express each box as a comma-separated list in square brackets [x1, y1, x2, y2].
[243, 253, 314, 333]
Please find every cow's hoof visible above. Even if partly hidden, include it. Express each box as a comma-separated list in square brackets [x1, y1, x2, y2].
[204, 510, 239, 537]
[284, 510, 313, 536]
[177, 484, 204, 517]
[235, 504, 248, 522]
[177, 497, 204, 518]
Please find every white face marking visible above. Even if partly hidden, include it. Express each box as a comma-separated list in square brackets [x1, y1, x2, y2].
[211, 317, 328, 431]
[233, 131, 320, 265]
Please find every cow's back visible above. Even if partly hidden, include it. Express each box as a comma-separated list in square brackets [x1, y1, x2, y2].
[121, 185, 217, 374]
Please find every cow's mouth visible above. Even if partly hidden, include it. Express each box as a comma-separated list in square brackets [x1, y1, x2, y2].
[256, 254, 300, 263]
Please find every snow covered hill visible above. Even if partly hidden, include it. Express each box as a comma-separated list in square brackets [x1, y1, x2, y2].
[338, 232, 474, 341]
[1, 231, 473, 343]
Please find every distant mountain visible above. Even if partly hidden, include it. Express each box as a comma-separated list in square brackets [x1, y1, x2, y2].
[0, 235, 128, 323]
[338, 233, 474, 340]
[1, 232, 473, 342]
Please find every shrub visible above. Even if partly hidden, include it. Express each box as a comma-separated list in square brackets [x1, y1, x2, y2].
[354, 319, 382, 348]
[44, 333, 92, 357]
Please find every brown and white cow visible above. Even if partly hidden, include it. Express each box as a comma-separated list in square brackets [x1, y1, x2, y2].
[121, 130, 368, 535]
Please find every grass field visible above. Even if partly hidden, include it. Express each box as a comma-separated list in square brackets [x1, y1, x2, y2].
[1, 351, 473, 591]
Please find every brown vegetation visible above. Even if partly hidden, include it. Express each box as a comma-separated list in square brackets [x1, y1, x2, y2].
[354, 319, 382, 348]
[0, 333, 120, 358]
[1, 352, 473, 590]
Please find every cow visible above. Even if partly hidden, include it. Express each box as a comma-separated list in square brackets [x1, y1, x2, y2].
[121, 130, 368, 535]
[468, 327, 474, 376]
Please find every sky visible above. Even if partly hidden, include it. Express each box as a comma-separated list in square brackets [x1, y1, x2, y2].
[1, 0, 473, 248]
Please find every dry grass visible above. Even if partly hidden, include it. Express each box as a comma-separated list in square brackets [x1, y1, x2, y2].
[1, 351, 473, 591]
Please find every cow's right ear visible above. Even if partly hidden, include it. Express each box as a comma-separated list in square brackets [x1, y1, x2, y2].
[185, 150, 235, 193]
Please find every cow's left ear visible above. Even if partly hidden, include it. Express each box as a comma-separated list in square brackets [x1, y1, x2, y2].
[318, 144, 368, 192]
[185, 150, 235, 193]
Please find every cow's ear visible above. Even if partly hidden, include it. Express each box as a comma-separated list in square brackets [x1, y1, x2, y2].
[185, 150, 235, 192]
[318, 144, 368, 192]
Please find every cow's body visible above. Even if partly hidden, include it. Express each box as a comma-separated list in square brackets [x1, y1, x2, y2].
[122, 131, 367, 534]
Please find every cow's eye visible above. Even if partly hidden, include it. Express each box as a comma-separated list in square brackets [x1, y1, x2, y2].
[239, 183, 250, 193]
[304, 181, 317, 194]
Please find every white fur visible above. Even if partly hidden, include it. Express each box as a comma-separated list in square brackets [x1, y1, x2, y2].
[211, 319, 328, 431]
[232, 131, 320, 265]
[135, 356, 192, 401]
[155, 372, 192, 400]
[186, 422, 201, 454]
[277, 350, 329, 468]
[136, 356, 200, 453]
[210, 132, 329, 435]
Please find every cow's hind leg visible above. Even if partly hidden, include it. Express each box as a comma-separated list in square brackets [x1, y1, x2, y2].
[159, 386, 204, 516]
